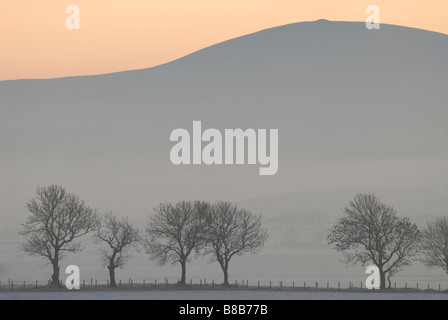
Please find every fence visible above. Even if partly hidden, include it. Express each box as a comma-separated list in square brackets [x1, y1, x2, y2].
[0, 278, 447, 293]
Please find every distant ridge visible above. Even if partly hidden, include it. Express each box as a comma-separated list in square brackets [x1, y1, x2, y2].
[2, 20, 447, 82]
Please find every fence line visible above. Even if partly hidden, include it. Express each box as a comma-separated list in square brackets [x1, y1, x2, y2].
[0, 278, 447, 293]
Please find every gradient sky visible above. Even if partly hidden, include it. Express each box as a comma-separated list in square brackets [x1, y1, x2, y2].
[1, 0, 447, 81]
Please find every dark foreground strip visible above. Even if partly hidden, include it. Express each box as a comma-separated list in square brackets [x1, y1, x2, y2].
[0, 299, 437, 319]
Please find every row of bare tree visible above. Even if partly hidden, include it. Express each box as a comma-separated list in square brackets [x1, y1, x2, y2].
[19, 186, 447, 290]
[19, 185, 268, 287]
[328, 193, 448, 289]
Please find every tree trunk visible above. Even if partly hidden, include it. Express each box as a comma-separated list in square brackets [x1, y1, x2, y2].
[379, 269, 386, 290]
[108, 265, 116, 287]
[51, 262, 60, 287]
[386, 273, 392, 289]
[223, 268, 229, 286]
[218, 259, 230, 286]
[223, 260, 230, 286]
[180, 261, 187, 285]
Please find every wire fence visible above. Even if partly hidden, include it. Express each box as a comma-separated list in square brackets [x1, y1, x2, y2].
[0, 278, 447, 293]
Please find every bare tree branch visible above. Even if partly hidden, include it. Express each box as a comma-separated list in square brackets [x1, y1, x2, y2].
[19, 185, 99, 286]
[144, 201, 209, 285]
[328, 193, 421, 289]
[421, 217, 448, 274]
[204, 201, 268, 286]
[96, 212, 141, 287]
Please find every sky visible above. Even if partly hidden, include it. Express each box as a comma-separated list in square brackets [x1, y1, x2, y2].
[1, 0, 448, 81]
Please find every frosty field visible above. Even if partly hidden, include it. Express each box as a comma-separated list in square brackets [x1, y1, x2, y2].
[1, 290, 447, 300]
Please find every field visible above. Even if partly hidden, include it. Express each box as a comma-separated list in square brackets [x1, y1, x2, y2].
[1, 289, 447, 300]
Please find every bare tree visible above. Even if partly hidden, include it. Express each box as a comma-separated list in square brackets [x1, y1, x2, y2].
[96, 212, 141, 287]
[144, 201, 209, 285]
[20, 185, 98, 286]
[328, 194, 421, 289]
[204, 201, 268, 286]
[422, 217, 448, 274]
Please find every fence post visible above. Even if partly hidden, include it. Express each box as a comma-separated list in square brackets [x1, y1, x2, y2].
[83, 280, 86, 288]
[269, 281, 271, 289]
[417, 283, 419, 290]
[247, 281, 249, 289]
[394, 282, 396, 289]
[95, 280, 97, 289]
[360, 282, 362, 290]
[439, 284, 441, 292]
[258, 280, 260, 289]
[338, 282, 340, 290]
[91, 278, 93, 286]
[315, 282, 318, 289]
[328, 282, 330, 289]
[190, 279, 193, 287]
[143, 280, 145, 288]
[23, 281, 26, 289]
[235, 280, 238, 288]
[428, 283, 430, 291]
[405, 282, 407, 289]
[280, 281, 283, 289]
[119, 280, 122, 288]
[212, 279, 214, 288]
[304, 281, 306, 289]
[293, 281, 294, 289]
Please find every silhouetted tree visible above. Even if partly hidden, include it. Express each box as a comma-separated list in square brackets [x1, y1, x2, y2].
[422, 217, 448, 274]
[144, 201, 209, 285]
[328, 193, 421, 289]
[204, 201, 268, 286]
[96, 212, 141, 287]
[20, 185, 98, 286]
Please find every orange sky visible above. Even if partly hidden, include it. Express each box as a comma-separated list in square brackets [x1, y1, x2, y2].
[1, 0, 447, 81]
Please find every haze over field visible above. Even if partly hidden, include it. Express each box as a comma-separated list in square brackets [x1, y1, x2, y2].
[0, 20, 447, 284]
